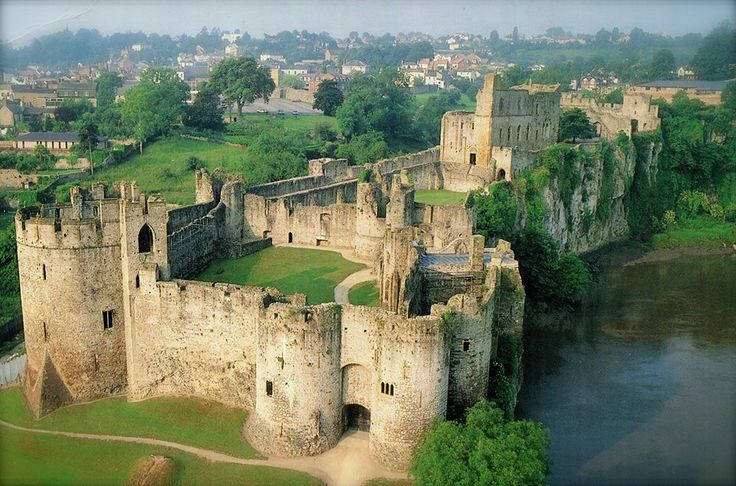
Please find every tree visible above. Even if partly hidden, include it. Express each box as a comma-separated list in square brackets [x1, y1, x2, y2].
[76, 115, 99, 173]
[415, 89, 462, 144]
[690, 22, 736, 80]
[96, 72, 123, 109]
[500, 65, 528, 88]
[336, 69, 417, 143]
[601, 88, 624, 104]
[313, 79, 344, 116]
[512, 26, 519, 43]
[281, 74, 304, 89]
[121, 67, 189, 152]
[559, 108, 595, 142]
[209, 56, 275, 116]
[489, 30, 500, 47]
[183, 82, 224, 131]
[650, 49, 676, 80]
[411, 399, 550, 486]
[595, 28, 611, 45]
[334, 131, 389, 164]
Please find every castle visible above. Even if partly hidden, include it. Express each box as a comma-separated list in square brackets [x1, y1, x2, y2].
[15, 74, 655, 470]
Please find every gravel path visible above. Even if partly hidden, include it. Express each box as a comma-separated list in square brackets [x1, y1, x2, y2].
[334, 269, 374, 304]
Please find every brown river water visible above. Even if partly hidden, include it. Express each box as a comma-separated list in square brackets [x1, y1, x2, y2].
[518, 251, 736, 485]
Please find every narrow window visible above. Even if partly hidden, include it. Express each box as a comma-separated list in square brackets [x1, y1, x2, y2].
[43, 322, 48, 342]
[390, 384, 395, 396]
[42, 264, 46, 280]
[266, 380, 273, 396]
[138, 224, 154, 253]
[381, 382, 385, 394]
[102, 310, 114, 330]
[469, 153, 477, 166]
[135, 274, 140, 288]
[463, 339, 470, 351]
[288, 232, 293, 244]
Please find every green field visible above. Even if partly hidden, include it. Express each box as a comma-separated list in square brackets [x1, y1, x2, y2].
[0, 386, 320, 485]
[0, 386, 256, 459]
[651, 216, 736, 249]
[348, 281, 380, 307]
[231, 114, 338, 131]
[0, 425, 318, 486]
[55, 137, 248, 205]
[414, 189, 468, 206]
[195, 246, 365, 304]
[414, 92, 476, 111]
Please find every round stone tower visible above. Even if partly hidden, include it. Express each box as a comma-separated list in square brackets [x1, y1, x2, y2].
[246, 302, 343, 456]
[354, 181, 386, 259]
[17, 191, 127, 417]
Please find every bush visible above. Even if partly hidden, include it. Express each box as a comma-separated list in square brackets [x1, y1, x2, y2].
[187, 156, 205, 171]
[411, 399, 550, 486]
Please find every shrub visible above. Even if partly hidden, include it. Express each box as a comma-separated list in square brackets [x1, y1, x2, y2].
[187, 156, 205, 171]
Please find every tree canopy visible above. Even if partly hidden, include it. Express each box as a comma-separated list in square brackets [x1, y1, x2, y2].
[689, 22, 736, 80]
[411, 399, 550, 486]
[183, 82, 225, 131]
[209, 56, 275, 115]
[96, 72, 123, 110]
[313, 79, 344, 116]
[121, 67, 189, 151]
[336, 69, 417, 144]
[559, 108, 596, 142]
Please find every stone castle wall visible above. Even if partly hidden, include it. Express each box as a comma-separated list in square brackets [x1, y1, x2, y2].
[560, 92, 660, 139]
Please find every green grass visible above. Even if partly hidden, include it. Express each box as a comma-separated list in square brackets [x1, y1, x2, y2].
[0, 426, 320, 486]
[195, 246, 365, 304]
[651, 216, 736, 249]
[0, 211, 15, 228]
[414, 92, 476, 111]
[414, 189, 468, 206]
[0, 386, 256, 459]
[233, 114, 338, 131]
[348, 281, 380, 307]
[55, 137, 248, 205]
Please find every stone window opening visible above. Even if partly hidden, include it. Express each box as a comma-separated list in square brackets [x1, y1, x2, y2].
[381, 382, 396, 396]
[463, 339, 471, 351]
[266, 380, 273, 396]
[135, 274, 140, 288]
[43, 322, 48, 342]
[288, 232, 293, 244]
[102, 310, 114, 330]
[516, 125, 521, 141]
[42, 264, 46, 280]
[138, 224, 154, 253]
[469, 153, 477, 166]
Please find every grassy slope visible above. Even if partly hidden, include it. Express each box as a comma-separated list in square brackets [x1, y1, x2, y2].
[414, 189, 467, 206]
[0, 387, 256, 459]
[651, 216, 736, 249]
[414, 92, 476, 111]
[194, 246, 364, 304]
[0, 427, 320, 486]
[0, 213, 20, 324]
[233, 114, 338, 131]
[55, 137, 248, 206]
[348, 281, 380, 307]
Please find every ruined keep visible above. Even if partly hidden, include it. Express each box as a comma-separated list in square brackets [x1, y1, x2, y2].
[560, 92, 660, 139]
[440, 74, 561, 186]
[21, 72, 655, 469]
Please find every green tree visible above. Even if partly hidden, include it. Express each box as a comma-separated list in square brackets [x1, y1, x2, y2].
[411, 399, 550, 486]
[76, 114, 99, 172]
[183, 82, 224, 131]
[121, 67, 189, 152]
[313, 79, 344, 116]
[95, 72, 123, 109]
[601, 88, 624, 104]
[500, 65, 528, 88]
[336, 69, 417, 144]
[649, 49, 676, 80]
[334, 131, 389, 164]
[209, 56, 275, 116]
[559, 108, 595, 142]
[473, 181, 518, 242]
[281, 74, 304, 89]
[690, 22, 736, 80]
[415, 89, 462, 144]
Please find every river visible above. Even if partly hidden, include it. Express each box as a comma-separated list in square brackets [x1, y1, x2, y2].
[518, 250, 736, 485]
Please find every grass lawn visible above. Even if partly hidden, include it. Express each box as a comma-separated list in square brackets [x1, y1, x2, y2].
[194, 246, 365, 304]
[414, 189, 468, 206]
[234, 114, 338, 131]
[55, 137, 248, 206]
[349, 281, 380, 307]
[414, 92, 476, 111]
[0, 426, 320, 486]
[651, 216, 736, 249]
[0, 386, 256, 459]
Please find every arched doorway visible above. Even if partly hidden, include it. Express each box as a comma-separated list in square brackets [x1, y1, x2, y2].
[138, 224, 154, 253]
[344, 404, 371, 432]
[497, 169, 506, 181]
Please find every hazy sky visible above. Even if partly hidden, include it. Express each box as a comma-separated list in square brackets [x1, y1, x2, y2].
[1, 0, 733, 45]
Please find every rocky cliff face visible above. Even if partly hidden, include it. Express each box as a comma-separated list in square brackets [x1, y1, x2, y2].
[518, 138, 658, 255]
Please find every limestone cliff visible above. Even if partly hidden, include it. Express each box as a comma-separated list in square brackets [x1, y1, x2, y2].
[516, 137, 658, 255]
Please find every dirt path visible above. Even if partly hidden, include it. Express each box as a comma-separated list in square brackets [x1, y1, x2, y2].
[334, 269, 374, 304]
[0, 420, 406, 486]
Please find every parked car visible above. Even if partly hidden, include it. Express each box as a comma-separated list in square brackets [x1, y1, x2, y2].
[256, 108, 267, 114]
[292, 110, 299, 115]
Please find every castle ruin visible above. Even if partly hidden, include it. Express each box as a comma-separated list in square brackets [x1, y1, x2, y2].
[15, 73, 655, 470]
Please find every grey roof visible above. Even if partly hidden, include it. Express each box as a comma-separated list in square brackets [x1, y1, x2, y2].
[11, 85, 54, 94]
[16, 132, 79, 142]
[637, 80, 730, 90]
[1, 99, 23, 114]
